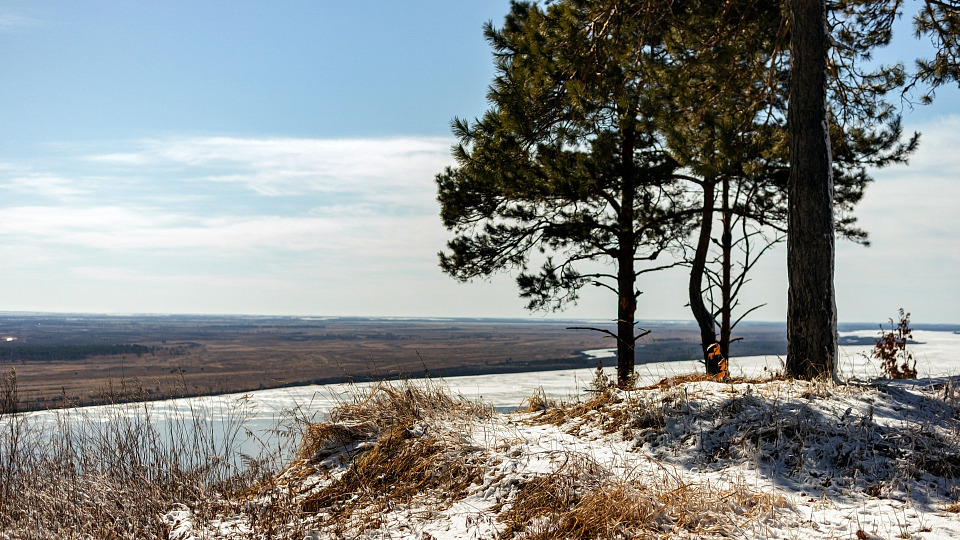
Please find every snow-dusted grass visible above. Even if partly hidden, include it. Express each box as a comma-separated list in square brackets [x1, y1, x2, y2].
[146, 374, 960, 539]
[0, 368, 288, 539]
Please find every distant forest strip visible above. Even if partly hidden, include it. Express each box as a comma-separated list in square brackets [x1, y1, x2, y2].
[0, 344, 154, 362]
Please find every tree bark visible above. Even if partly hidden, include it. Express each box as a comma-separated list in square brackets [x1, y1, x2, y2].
[689, 179, 719, 373]
[786, 0, 837, 379]
[616, 126, 637, 387]
[617, 247, 637, 387]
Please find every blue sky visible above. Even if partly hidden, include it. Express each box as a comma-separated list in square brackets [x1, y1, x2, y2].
[0, 1, 958, 324]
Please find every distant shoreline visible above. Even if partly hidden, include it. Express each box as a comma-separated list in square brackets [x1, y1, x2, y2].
[1, 311, 958, 330]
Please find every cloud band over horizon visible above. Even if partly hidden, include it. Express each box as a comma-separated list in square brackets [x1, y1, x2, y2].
[0, 123, 958, 323]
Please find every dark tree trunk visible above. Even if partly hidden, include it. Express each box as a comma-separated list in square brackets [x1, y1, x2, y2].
[690, 179, 719, 373]
[617, 247, 637, 387]
[786, 0, 837, 379]
[720, 175, 732, 360]
[616, 126, 637, 387]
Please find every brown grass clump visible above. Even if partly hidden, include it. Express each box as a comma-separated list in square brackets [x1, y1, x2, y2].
[300, 420, 483, 514]
[635, 371, 788, 392]
[943, 502, 960, 513]
[294, 380, 490, 531]
[497, 456, 787, 539]
[296, 379, 491, 462]
[635, 372, 720, 391]
[536, 387, 665, 437]
[518, 386, 557, 413]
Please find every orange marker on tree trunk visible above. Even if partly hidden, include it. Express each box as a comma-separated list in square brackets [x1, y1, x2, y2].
[707, 343, 728, 382]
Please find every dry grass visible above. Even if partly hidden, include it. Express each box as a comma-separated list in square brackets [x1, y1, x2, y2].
[517, 386, 557, 412]
[496, 454, 787, 539]
[0, 367, 289, 539]
[297, 379, 491, 462]
[292, 380, 491, 532]
[536, 387, 665, 437]
[287, 380, 795, 538]
[634, 371, 789, 391]
[9, 368, 958, 538]
[531, 373, 960, 505]
[300, 421, 483, 513]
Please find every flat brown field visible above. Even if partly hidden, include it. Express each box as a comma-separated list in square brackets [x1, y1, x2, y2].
[0, 315, 786, 411]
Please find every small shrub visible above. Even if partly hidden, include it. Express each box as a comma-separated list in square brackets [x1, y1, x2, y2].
[589, 361, 615, 392]
[872, 308, 917, 379]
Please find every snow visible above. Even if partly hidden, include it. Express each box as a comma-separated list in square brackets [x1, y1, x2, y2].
[7, 328, 960, 538]
[155, 330, 960, 538]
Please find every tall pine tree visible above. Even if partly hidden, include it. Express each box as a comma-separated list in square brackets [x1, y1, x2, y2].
[437, 1, 692, 386]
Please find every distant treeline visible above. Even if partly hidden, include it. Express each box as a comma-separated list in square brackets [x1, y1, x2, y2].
[0, 344, 153, 362]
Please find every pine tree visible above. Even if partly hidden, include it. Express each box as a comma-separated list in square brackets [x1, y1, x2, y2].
[436, 1, 693, 386]
[642, 0, 916, 374]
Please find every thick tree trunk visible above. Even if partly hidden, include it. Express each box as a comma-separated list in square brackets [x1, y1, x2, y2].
[786, 0, 837, 379]
[720, 175, 732, 360]
[689, 180, 719, 373]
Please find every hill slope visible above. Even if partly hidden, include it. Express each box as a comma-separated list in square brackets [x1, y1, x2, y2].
[161, 374, 960, 539]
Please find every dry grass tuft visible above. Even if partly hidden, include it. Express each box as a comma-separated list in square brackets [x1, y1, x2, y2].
[536, 387, 664, 437]
[496, 455, 787, 539]
[296, 379, 491, 462]
[635, 372, 721, 390]
[300, 420, 483, 514]
[518, 386, 556, 413]
[294, 380, 490, 531]
[943, 502, 960, 513]
[634, 371, 787, 392]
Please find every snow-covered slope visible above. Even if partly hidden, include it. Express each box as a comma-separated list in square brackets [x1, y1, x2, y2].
[167, 374, 960, 539]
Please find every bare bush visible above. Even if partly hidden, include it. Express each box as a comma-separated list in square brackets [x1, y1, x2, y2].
[872, 308, 917, 379]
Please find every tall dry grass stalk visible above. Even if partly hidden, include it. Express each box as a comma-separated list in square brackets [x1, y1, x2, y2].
[0, 369, 290, 539]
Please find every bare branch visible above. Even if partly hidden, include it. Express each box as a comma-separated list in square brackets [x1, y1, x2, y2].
[732, 303, 768, 329]
[567, 326, 618, 340]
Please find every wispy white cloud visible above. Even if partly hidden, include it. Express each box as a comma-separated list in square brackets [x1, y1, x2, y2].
[0, 205, 350, 251]
[0, 134, 455, 258]
[85, 136, 453, 202]
[0, 173, 91, 198]
[84, 152, 152, 166]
